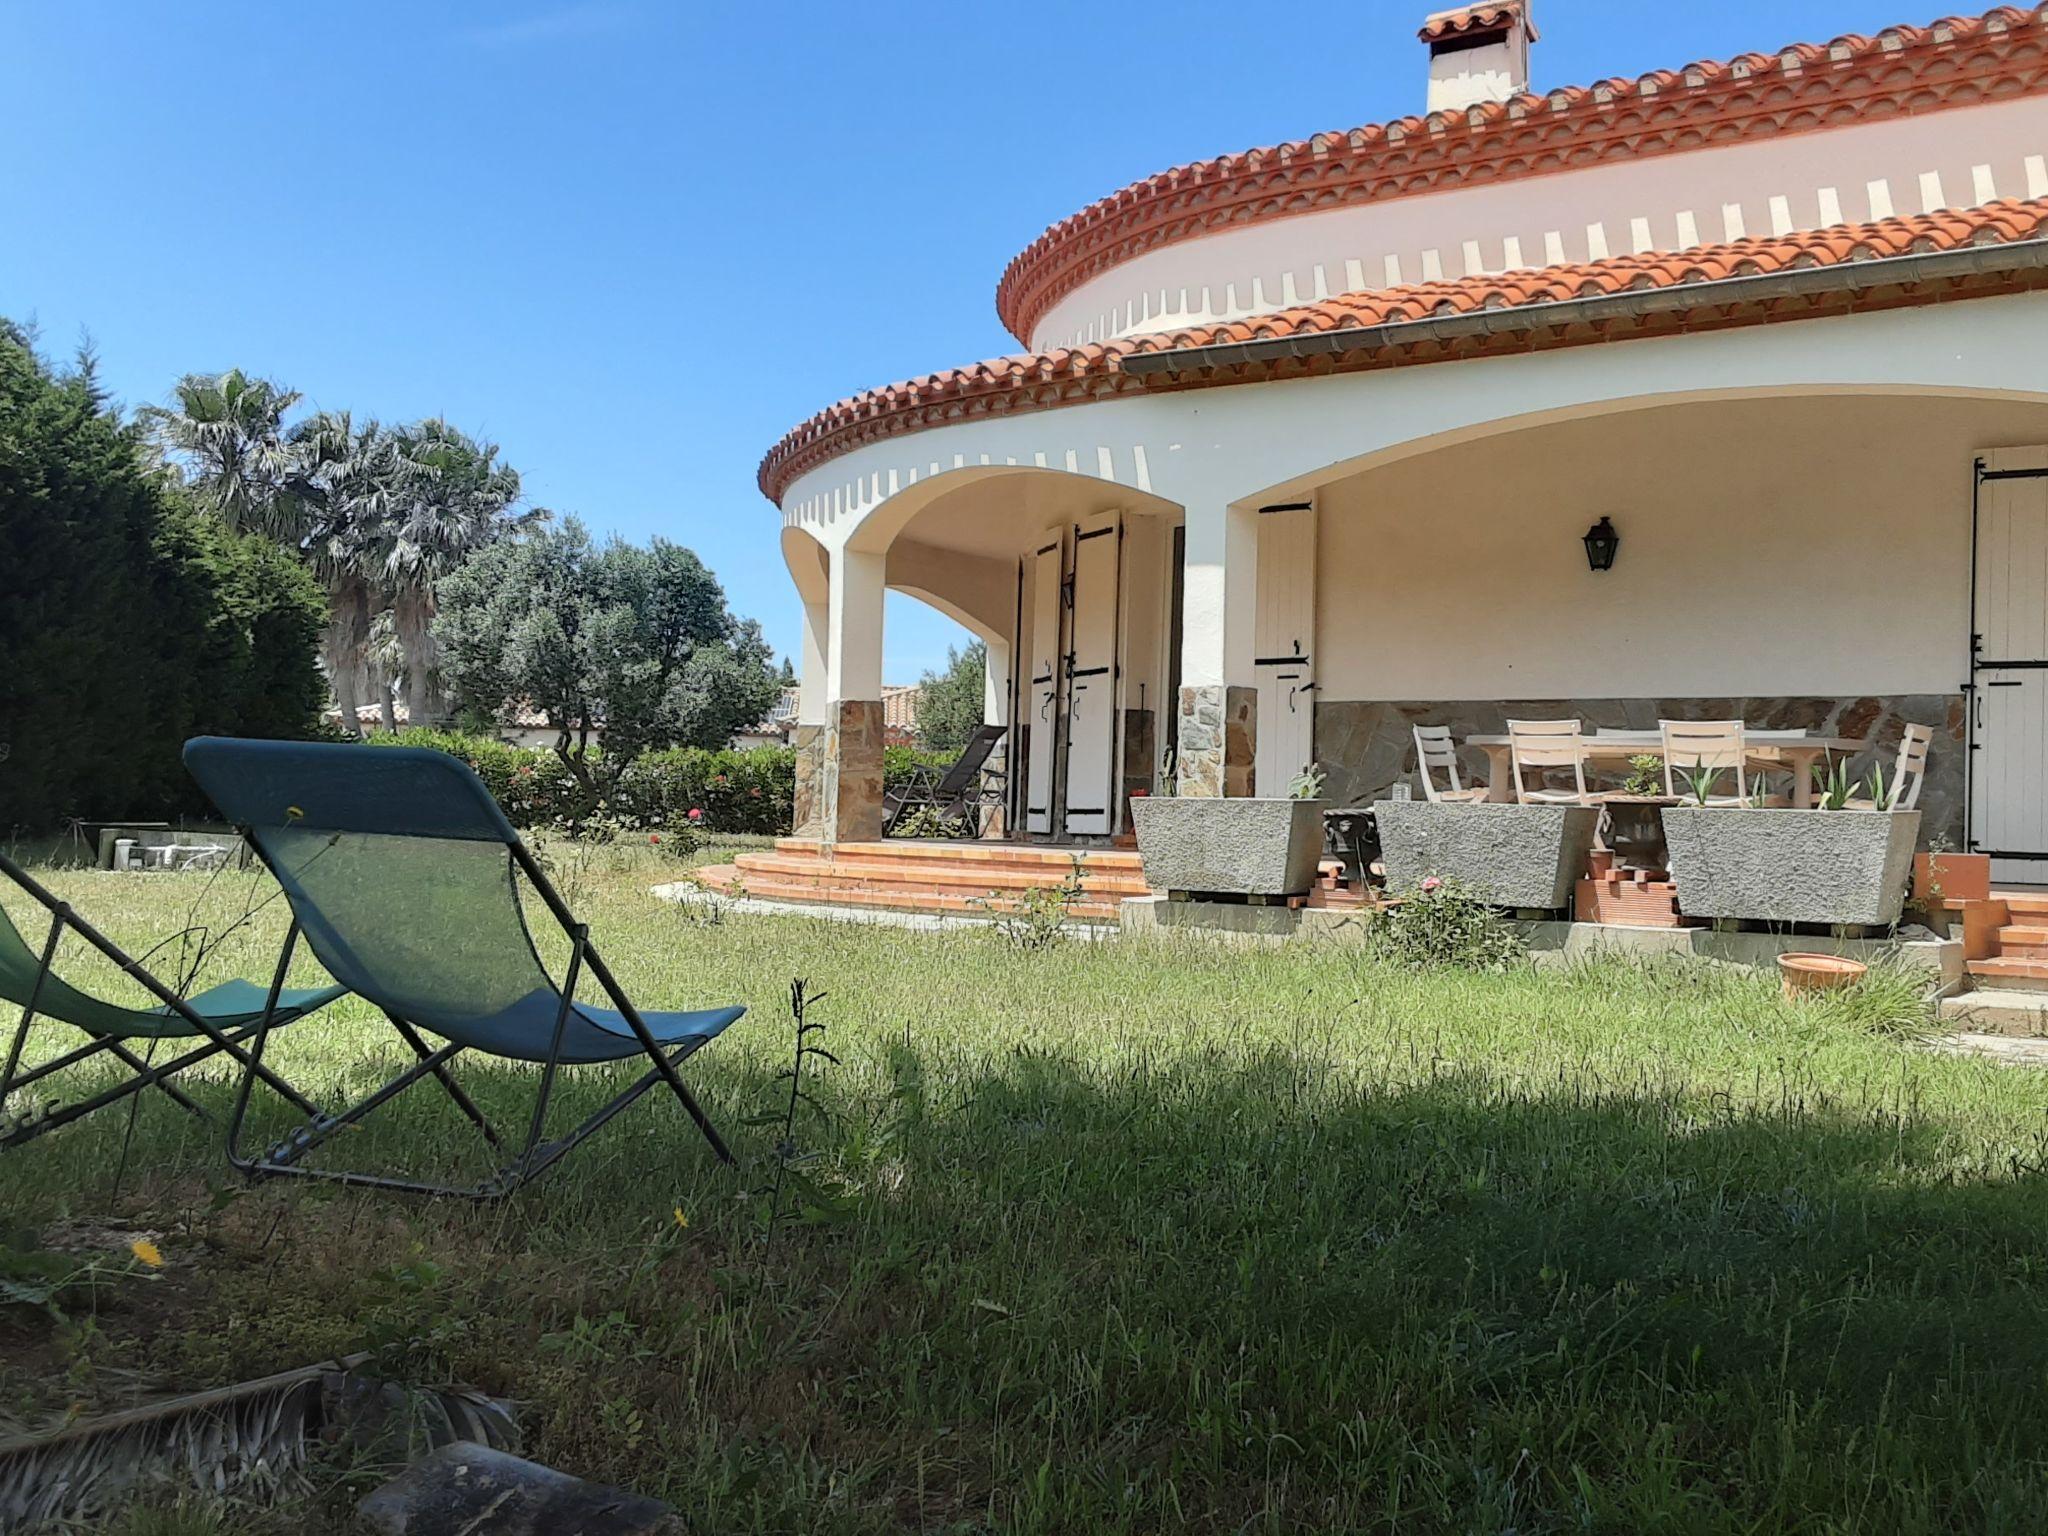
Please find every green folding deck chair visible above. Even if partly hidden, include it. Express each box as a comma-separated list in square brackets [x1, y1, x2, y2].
[0, 852, 339, 1150]
[182, 737, 743, 1200]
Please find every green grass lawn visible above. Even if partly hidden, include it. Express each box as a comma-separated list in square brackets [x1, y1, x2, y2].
[4, 846, 2048, 1533]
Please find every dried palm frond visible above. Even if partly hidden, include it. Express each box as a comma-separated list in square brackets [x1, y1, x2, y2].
[0, 1355, 517, 1533]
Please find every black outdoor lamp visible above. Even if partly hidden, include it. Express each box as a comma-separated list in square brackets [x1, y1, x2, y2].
[1583, 516, 1620, 572]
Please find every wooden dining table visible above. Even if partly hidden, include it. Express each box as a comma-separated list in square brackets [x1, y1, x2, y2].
[1464, 731, 1865, 809]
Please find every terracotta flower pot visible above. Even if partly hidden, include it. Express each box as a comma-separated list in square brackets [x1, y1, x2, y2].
[1778, 952, 1868, 1000]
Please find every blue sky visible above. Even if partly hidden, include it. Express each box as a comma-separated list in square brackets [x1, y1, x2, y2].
[4, 0, 1923, 682]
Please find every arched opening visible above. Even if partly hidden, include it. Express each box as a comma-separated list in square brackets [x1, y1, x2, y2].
[853, 466, 1186, 842]
[1222, 387, 2048, 849]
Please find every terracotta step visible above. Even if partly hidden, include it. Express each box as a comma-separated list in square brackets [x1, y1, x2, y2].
[773, 837, 1144, 874]
[755, 845, 1149, 886]
[704, 870, 1121, 922]
[1996, 925, 2048, 959]
[1573, 875, 1686, 928]
[1995, 892, 2048, 919]
[1966, 956, 2048, 989]
[732, 850, 1151, 899]
[692, 863, 746, 892]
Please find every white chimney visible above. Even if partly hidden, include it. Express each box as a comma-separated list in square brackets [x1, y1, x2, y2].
[1422, 3, 1536, 115]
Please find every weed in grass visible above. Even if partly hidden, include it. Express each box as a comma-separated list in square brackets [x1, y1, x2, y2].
[746, 979, 856, 1247]
[979, 856, 1086, 952]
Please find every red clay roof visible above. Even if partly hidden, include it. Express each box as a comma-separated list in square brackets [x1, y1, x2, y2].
[763, 198, 2048, 502]
[995, 5, 2048, 347]
[1420, 3, 1536, 45]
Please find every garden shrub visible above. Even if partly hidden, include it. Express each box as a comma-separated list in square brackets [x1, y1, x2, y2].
[621, 746, 793, 836]
[884, 744, 957, 785]
[1367, 878, 1528, 970]
[365, 730, 794, 836]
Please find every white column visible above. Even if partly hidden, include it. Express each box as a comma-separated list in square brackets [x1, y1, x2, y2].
[1180, 500, 1258, 690]
[796, 598, 828, 726]
[814, 545, 887, 845]
[827, 547, 885, 704]
[982, 635, 1013, 727]
[1177, 500, 1259, 796]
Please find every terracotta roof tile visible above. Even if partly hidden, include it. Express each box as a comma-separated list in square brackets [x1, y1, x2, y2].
[995, 5, 2048, 344]
[1420, 3, 1535, 45]
[882, 684, 923, 731]
[764, 198, 2048, 501]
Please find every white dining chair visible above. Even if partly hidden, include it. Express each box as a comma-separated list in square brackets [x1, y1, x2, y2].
[1412, 725, 1488, 803]
[1506, 719, 1591, 805]
[1849, 722, 1934, 810]
[1660, 720, 1784, 806]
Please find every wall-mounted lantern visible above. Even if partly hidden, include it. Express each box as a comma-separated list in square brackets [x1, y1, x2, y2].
[1583, 516, 1620, 573]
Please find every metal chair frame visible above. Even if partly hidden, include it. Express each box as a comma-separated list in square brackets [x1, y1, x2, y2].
[883, 724, 1009, 837]
[0, 851, 321, 1150]
[221, 829, 733, 1201]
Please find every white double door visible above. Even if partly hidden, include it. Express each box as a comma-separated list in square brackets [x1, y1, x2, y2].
[1971, 452, 2048, 883]
[1024, 512, 1121, 838]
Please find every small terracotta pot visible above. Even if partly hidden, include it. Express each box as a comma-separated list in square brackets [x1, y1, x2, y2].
[1778, 952, 1868, 1000]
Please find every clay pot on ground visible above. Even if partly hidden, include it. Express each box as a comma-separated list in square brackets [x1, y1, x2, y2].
[1778, 952, 1868, 1000]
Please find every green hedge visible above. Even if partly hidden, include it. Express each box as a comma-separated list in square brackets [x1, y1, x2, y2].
[368, 731, 794, 835]
[0, 326, 326, 830]
[358, 732, 964, 838]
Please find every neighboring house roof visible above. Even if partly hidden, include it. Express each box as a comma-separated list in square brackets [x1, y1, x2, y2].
[761, 196, 2048, 500]
[993, 5, 2046, 345]
[882, 685, 923, 733]
[324, 702, 410, 726]
[1420, 3, 1536, 45]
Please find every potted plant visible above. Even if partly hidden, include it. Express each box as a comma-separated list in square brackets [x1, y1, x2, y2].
[1661, 754, 1919, 928]
[1130, 764, 1327, 900]
[1600, 753, 1680, 872]
[1374, 796, 1601, 911]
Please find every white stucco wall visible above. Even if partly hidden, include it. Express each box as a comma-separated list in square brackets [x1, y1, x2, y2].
[1028, 96, 2048, 349]
[1312, 394, 2048, 701]
[776, 293, 2048, 740]
[781, 292, 2048, 561]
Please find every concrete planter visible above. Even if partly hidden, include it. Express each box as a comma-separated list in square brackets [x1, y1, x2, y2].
[1130, 797, 1327, 898]
[1661, 807, 1920, 927]
[1374, 800, 1600, 910]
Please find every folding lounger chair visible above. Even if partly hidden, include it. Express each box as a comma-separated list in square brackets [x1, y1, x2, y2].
[182, 737, 743, 1199]
[0, 851, 337, 1150]
[882, 723, 1008, 837]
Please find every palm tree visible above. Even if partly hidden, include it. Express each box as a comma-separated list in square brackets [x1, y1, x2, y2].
[137, 370, 301, 537]
[383, 421, 534, 728]
[365, 610, 406, 734]
[282, 411, 397, 737]
[139, 372, 391, 732]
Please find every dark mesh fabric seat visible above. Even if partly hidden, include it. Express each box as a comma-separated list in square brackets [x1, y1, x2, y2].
[182, 741, 741, 1063]
[180, 737, 741, 1196]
